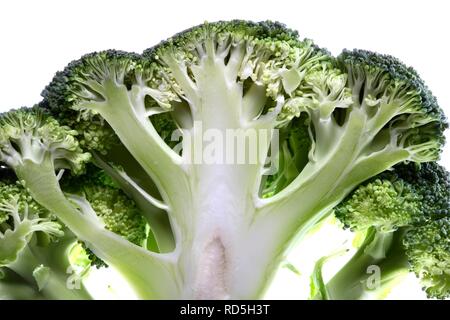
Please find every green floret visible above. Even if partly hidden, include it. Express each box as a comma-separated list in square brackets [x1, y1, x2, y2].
[339, 49, 446, 123]
[61, 167, 146, 245]
[262, 114, 312, 197]
[392, 162, 450, 220]
[86, 188, 146, 246]
[336, 162, 449, 232]
[41, 50, 139, 112]
[0, 106, 176, 299]
[145, 20, 303, 55]
[0, 107, 90, 174]
[144, 20, 327, 104]
[40, 51, 137, 155]
[404, 218, 450, 299]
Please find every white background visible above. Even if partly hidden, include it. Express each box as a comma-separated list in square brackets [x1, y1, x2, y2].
[0, 0, 448, 299]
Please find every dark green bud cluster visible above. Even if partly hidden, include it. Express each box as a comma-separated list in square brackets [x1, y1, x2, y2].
[335, 177, 421, 232]
[42, 50, 140, 111]
[61, 167, 147, 267]
[339, 49, 447, 128]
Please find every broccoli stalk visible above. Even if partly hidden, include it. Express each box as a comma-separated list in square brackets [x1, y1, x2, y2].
[0, 109, 179, 299]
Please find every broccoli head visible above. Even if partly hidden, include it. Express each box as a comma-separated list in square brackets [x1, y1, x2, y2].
[0, 20, 447, 300]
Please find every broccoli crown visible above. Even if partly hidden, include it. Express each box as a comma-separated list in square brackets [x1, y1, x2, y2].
[144, 20, 328, 99]
[0, 108, 90, 174]
[40, 49, 175, 155]
[42, 50, 139, 112]
[145, 20, 302, 55]
[40, 51, 134, 155]
[17, 20, 449, 299]
[404, 218, 450, 299]
[39, 20, 334, 164]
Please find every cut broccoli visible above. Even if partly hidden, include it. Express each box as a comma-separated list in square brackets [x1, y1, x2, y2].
[0, 20, 447, 299]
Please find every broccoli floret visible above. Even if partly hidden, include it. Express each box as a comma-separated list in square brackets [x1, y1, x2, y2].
[334, 161, 449, 231]
[61, 167, 147, 246]
[314, 162, 450, 299]
[338, 50, 447, 162]
[335, 178, 421, 232]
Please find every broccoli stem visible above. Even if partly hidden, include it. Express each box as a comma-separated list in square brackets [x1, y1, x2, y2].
[0, 267, 45, 300]
[8, 244, 92, 300]
[14, 156, 181, 299]
[322, 228, 410, 300]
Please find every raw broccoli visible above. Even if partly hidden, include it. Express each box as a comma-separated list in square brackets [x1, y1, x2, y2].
[0, 20, 447, 299]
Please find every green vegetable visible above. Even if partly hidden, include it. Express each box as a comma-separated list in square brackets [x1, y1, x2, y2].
[0, 20, 448, 299]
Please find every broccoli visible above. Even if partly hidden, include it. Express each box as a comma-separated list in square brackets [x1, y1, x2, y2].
[311, 162, 450, 299]
[0, 20, 448, 299]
